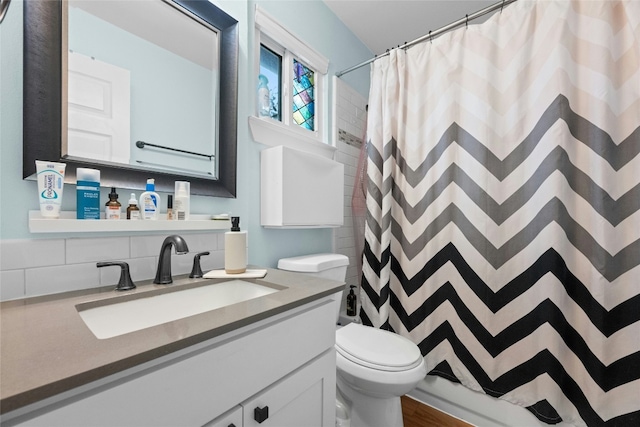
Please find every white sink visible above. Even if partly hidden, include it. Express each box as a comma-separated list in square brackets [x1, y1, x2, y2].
[78, 280, 279, 339]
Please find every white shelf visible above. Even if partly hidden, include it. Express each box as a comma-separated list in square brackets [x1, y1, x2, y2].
[29, 211, 231, 233]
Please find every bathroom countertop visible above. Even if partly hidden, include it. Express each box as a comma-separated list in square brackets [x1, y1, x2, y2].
[0, 268, 344, 415]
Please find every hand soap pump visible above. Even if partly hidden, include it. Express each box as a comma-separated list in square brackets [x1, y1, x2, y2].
[224, 217, 247, 274]
[346, 285, 357, 316]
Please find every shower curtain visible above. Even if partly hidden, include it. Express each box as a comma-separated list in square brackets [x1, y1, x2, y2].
[361, 1, 640, 426]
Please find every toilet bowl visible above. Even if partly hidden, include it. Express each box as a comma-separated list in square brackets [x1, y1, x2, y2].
[278, 254, 427, 427]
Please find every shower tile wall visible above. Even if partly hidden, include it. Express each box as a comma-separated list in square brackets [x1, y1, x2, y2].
[0, 233, 227, 301]
[333, 77, 367, 289]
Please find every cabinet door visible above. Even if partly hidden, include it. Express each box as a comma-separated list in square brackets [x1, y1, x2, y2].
[242, 350, 336, 427]
[204, 406, 242, 427]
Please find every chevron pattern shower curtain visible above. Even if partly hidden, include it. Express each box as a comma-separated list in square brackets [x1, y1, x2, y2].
[361, 1, 639, 425]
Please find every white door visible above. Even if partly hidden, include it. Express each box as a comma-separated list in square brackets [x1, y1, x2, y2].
[67, 51, 131, 164]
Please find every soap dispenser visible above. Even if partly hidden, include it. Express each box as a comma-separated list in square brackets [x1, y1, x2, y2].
[346, 285, 357, 316]
[225, 217, 247, 274]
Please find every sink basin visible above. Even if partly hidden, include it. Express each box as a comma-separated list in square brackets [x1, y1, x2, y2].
[78, 280, 279, 339]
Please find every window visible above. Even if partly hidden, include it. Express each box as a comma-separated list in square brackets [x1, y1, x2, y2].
[292, 59, 315, 130]
[259, 44, 281, 121]
[259, 40, 317, 132]
[251, 6, 333, 158]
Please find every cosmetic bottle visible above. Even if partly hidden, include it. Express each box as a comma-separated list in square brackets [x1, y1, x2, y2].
[105, 187, 121, 220]
[139, 179, 160, 220]
[76, 167, 101, 219]
[225, 216, 247, 274]
[126, 193, 140, 220]
[167, 195, 174, 220]
[346, 285, 357, 316]
[174, 181, 190, 220]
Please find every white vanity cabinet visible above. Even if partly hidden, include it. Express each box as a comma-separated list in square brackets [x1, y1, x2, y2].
[5, 298, 337, 427]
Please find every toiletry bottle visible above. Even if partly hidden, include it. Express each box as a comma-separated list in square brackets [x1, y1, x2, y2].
[167, 195, 174, 220]
[36, 160, 67, 218]
[257, 74, 270, 117]
[76, 167, 101, 219]
[347, 285, 357, 316]
[139, 179, 160, 220]
[105, 187, 121, 220]
[225, 216, 247, 274]
[126, 193, 140, 220]
[174, 181, 190, 220]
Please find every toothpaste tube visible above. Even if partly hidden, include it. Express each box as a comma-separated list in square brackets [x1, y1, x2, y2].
[36, 160, 67, 218]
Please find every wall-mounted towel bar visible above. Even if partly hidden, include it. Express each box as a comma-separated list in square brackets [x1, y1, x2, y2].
[135, 140, 214, 160]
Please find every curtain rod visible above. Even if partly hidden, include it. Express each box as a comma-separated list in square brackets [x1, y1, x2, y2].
[336, 0, 518, 77]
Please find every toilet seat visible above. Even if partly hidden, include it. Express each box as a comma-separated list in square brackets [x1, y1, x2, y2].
[335, 323, 423, 372]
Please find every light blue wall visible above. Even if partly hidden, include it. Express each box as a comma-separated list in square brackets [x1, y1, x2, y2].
[0, 0, 372, 268]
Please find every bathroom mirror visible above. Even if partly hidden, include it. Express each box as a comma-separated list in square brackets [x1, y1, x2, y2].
[23, 0, 238, 197]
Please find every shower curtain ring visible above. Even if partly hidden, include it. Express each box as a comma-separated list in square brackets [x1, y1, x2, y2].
[466, 14, 469, 28]
[501, 0, 505, 12]
[429, 30, 432, 43]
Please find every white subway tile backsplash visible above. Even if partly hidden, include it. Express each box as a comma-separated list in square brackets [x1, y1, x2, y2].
[0, 239, 65, 270]
[130, 235, 167, 258]
[26, 263, 101, 297]
[66, 237, 130, 264]
[1, 270, 25, 301]
[179, 233, 220, 253]
[200, 250, 225, 273]
[1, 231, 233, 298]
[98, 257, 157, 286]
[217, 233, 226, 250]
[170, 252, 200, 276]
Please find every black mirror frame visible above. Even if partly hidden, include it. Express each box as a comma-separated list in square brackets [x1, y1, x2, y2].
[23, 0, 238, 197]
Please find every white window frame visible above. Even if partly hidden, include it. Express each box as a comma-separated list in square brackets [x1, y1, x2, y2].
[250, 5, 335, 158]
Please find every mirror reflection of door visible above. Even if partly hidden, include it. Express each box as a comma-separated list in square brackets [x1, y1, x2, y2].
[67, 51, 131, 164]
[67, 0, 219, 178]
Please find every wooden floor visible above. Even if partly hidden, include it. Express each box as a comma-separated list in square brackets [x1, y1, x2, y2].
[401, 395, 473, 427]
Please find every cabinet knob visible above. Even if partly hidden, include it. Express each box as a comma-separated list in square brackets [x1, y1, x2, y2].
[254, 406, 269, 423]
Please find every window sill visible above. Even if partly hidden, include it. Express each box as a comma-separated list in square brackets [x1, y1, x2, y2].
[248, 116, 336, 158]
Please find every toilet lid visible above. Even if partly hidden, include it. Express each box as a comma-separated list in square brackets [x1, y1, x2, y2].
[335, 323, 423, 372]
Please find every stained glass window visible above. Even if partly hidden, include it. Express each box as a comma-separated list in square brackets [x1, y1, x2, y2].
[259, 45, 281, 120]
[292, 59, 315, 131]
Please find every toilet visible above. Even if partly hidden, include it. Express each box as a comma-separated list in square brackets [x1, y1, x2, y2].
[278, 254, 427, 427]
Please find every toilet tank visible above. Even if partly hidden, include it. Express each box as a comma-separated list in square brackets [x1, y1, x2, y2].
[277, 254, 349, 322]
[277, 253, 349, 282]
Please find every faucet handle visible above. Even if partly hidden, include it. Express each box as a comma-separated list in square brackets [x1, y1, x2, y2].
[97, 261, 136, 291]
[189, 252, 210, 278]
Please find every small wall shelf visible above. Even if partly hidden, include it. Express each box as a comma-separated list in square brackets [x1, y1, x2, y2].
[29, 211, 230, 233]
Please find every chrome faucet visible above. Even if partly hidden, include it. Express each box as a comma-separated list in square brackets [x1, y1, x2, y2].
[154, 235, 190, 284]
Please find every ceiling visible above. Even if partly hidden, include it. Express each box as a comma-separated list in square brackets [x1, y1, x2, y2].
[323, 0, 498, 56]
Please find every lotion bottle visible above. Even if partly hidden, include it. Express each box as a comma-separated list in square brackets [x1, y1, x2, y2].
[174, 181, 190, 220]
[139, 179, 160, 220]
[225, 216, 247, 274]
